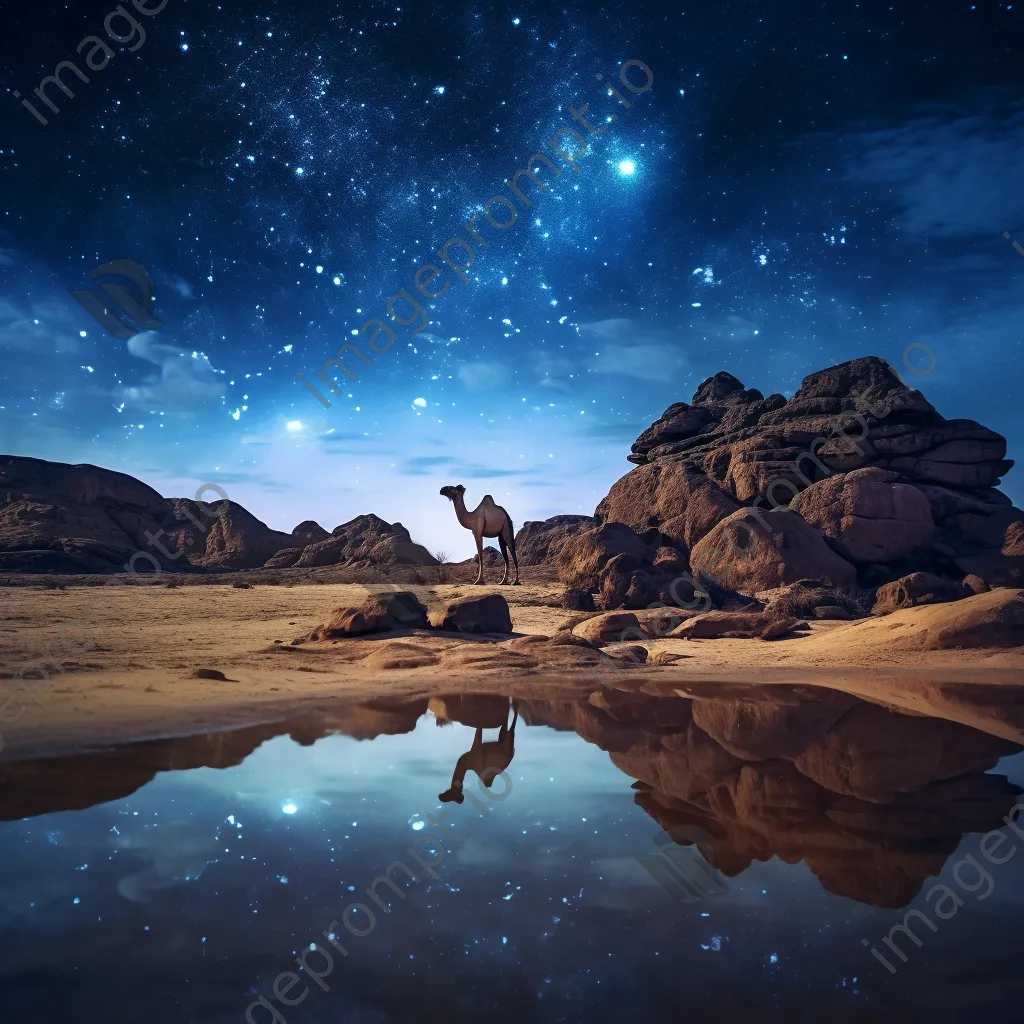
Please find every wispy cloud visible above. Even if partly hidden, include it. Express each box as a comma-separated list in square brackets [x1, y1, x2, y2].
[456, 360, 511, 391]
[844, 100, 1024, 238]
[579, 319, 688, 380]
[402, 455, 458, 475]
[119, 331, 226, 411]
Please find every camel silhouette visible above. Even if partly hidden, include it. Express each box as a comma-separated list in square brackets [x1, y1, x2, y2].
[439, 484, 521, 585]
[439, 699, 518, 803]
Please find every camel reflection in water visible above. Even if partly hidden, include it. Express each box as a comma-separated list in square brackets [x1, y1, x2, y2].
[436, 696, 518, 804]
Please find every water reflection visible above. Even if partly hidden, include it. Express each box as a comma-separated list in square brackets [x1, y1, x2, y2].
[437, 697, 519, 803]
[0, 683, 1022, 1023]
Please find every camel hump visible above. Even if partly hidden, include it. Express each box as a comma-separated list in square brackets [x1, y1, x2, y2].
[482, 494, 496, 506]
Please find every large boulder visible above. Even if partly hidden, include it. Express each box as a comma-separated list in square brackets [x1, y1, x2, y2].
[1004, 521, 1024, 556]
[595, 460, 740, 553]
[555, 522, 652, 590]
[870, 572, 964, 616]
[690, 508, 858, 595]
[789, 467, 933, 564]
[308, 590, 429, 638]
[514, 515, 594, 565]
[429, 593, 513, 634]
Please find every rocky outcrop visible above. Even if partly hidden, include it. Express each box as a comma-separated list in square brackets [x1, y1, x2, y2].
[291, 520, 330, 546]
[0, 455, 183, 573]
[0, 454, 443, 576]
[293, 514, 437, 570]
[587, 356, 1023, 606]
[920, 588, 1024, 649]
[0, 455, 295, 573]
[263, 548, 303, 569]
[514, 515, 594, 565]
[164, 499, 292, 569]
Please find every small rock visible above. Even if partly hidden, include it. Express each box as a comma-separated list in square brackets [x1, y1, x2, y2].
[760, 617, 804, 640]
[649, 650, 690, 666]
[573, 611, 646, 646]
[813, 605, 856, 620]
[310, 591, 429, 638]
[192, 668, 228, 680]
[606, 643, 649, 665]
[962, 574, 991, 595]
[871, 572, 964, 616]
[562, 587, 596, 611]
[429, 593, 513, 634]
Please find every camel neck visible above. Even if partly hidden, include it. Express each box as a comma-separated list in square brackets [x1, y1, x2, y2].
[453, 494, 472, 528]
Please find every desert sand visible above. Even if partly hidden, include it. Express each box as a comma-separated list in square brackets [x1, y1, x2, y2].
[2, 578, 1023, 760]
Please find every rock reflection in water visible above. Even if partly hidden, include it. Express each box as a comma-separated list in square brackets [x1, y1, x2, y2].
[0, 684, 1019, 911]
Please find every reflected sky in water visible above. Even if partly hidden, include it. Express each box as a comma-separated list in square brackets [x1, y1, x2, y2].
[1, 695, 1023, 1023]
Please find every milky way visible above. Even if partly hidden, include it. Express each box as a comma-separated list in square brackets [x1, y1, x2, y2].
[1, 0, 1022, 549]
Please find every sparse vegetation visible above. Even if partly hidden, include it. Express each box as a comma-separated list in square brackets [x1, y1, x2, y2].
[434, 550, 452, 584]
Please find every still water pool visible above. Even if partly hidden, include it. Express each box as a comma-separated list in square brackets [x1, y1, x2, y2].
[1, 689, 1022, 1023]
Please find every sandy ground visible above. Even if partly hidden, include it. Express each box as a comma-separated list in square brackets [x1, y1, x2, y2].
[1, 580, 1023, 758]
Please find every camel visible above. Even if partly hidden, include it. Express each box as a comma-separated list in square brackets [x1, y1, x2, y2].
[439, 699, 518, 803]
[439, 484, 521, 585]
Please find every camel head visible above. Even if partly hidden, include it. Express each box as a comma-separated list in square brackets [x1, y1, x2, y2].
[439, 484, 466, 502]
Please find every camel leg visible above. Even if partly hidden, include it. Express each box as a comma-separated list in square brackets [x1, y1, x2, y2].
[505, 522, 521, 585]
[497, 535, 510, 585]
[473, 530, 485, 584]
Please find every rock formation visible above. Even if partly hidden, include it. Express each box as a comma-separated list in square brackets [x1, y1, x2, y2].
[513, 514, 594, 565]
[0, 455, 201, 573]
[163, 498, 293, 569]
[0, 455, 436, 575]
[291, 513, 436, 570]
[574, 356, 1024, 610]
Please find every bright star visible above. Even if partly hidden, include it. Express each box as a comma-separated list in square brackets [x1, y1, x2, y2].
[286, 420, 303, 432]
[618, 159, 636, 176]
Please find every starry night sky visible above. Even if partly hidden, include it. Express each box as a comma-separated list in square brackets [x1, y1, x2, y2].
[2, 0, 1023, 554]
